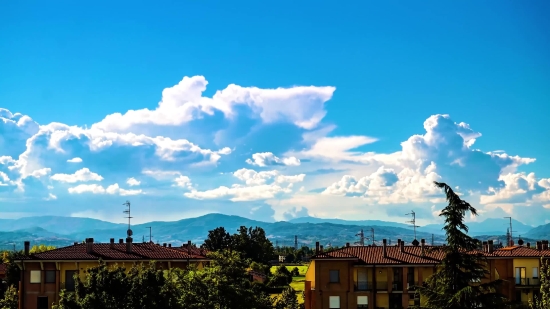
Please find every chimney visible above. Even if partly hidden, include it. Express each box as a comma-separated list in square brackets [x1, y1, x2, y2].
[482, 241, 488, 252]
[24, 241, 30, 255]
[126, 237, 133, 253]
[510, 239, 514, 246]
[168, 244, 172, 248]
[73, 242, 78, 246]
[320, 245, 324, 253]
[315, 242, 320, 255]
[543, 240, 549, 250]
[163, 243, 167, 247]
[110, 238, 115, 249]
[537, 241, 543, 250]
[400, 239, 404, 253]
[526, 242, 531, 248]
[382, 239, 387, 258]
[86, 238, 94, 254]
[421, 239, 425, 256]
[345, 242, 350, 247]
[397, 239, 401, 247]
[488, 240, 494, 254]
[119, 238, 124, 244]
[187, 240, 192, 255]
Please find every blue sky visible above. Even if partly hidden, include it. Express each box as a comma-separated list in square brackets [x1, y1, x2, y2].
[1, 1, 549, 226]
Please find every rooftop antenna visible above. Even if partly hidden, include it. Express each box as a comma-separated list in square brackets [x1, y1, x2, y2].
[431, 234, 434, 246]
[146, 226, 153, 243]
[370, 228, 375, 246]
[123, 201, 133, 239]
[504, 217, 513, 246]
[406, 210, 420, 244]
[355, 229, 365, 246]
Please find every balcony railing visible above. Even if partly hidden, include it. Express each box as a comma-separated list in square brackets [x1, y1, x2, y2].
[376, 281, 388, 290]
[514, 277, 540, 286]
[354, 281, 371, 291]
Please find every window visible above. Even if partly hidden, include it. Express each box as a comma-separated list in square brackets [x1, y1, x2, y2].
[37, 296, 48, 309]
[30, 270, 41, 283]
[357, 268, 368, 290]
[65, 270, 77, 292]
[45, 270, 56, 283]
[357, 296, 368, 308]
[515, 267, 526, 285]
[329, 270, 339, 283]
[329, 296, 340, 308]
[533, 267, 539, 278]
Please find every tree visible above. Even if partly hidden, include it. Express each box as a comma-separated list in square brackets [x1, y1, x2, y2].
[232, 226, 275, 265]
[530, 258, 550, 309]
[1, 251, 24, 289]
[274, 286, 300, 309]
[414, 181, 507, 309]
[30, 244, 56, 254]
[0, 285, 18, 309]
[268, 265, 293, 287]
[290, 267, 300, 277]
[202, 227, 233, 252]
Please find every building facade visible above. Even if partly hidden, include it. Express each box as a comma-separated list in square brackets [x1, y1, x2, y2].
[15, 238, 210, 309]
[304, 239, 550, 309]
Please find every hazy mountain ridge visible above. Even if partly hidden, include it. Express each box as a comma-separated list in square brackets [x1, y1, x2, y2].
[0, 214, 547, 250]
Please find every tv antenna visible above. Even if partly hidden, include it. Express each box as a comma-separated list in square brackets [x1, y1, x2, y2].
[355, 229, 365, 246]
[504, 217, 514, 246]
[406, 210, 419, 242]
[146, 227, 153, 243]
[123, 201, 133, 238]
[369, 228, 375, 245]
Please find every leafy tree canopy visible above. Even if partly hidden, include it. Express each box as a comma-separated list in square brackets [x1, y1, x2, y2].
[530, 258, 550, 309]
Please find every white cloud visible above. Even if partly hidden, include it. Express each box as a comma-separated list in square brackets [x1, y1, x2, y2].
[142, 169, 182, 180]
[185, 168, 305, 202]
[68, 183, 142, 196]
[91, 76, 336, 132]
[67, 157, 83, 163]
[173, 175, 192, 189]
[44, 193, 57, 201]
[126, 177, 141, 186]
[246, 152, 301, 167]
[51, 168, 103, 183]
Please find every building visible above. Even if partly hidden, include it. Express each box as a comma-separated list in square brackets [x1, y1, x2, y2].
[15, 237, 210, 309]
[304, 239, 550, 309]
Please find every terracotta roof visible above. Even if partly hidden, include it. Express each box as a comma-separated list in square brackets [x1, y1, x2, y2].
[312, 245, 498, 265]
[170, 244, 209, 258]
[491, 246, 550, 257]
[25, 242, 209, 261]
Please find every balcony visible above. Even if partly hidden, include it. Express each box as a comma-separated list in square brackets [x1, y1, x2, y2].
[354, 281, 371, 291]
[391, 281, 403, 291]
[514, 277, 540, 287]
[376, 281, 388, 290]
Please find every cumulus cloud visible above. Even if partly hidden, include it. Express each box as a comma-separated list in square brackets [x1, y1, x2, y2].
[246, 152, 301, 167]
[67, 157, 83, 163]
[126, 177, 141, 186]
[51, 168, 103, 183]
[185, 168, 305, 201]
[173, 175, 192, 189]
[68, 183, 142, 196]
[92, 76, 336, 132]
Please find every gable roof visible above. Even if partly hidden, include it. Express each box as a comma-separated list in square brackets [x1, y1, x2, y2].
[23, 242, 210, 261]
[492, 246, 550, 257]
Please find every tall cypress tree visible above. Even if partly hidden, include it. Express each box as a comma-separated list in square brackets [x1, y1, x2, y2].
[415, 181, 507, 309]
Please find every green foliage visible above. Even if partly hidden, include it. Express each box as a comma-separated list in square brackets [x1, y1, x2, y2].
[29, 244, 56, 254]
[414, 182, 508, 309]
[530, 258, 550, 309]
[53, 252, 275, 309]
[201, 227, 232, 252]
[290, 267, 300, 277]
[0, 285, 18, 309]
[273, 286, 299, 309]
[268, 265, 293, 287]
[2, 251, 24, 289]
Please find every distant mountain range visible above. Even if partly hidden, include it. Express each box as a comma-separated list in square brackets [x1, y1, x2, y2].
[0, 214, 547, 251]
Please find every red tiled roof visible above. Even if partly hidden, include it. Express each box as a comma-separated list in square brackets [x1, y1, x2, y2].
[492, 246, 550, 257]
[169, 244, 209, 258]
[26, 242, 209, 261]
[313, 245, 498, 265]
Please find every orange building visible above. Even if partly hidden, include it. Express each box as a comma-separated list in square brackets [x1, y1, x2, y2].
[15, 237, 210, 309]
[304, 239, 550, 309]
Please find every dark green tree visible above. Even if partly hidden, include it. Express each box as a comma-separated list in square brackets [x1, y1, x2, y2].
[201, 227, 233, 252]
[273, 286, 300, 309]
[530, 258, 550, 309]
[414, 181, 507, 309]
[232, 226, 275, 265]
[290, 267, 300, 277]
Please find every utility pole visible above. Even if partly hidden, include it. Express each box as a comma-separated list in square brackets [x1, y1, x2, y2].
[431, 234, 434, 246]
[294, 235, 298, 251]
[146, 227, 153, 243]
[504, 217, 513, 246]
